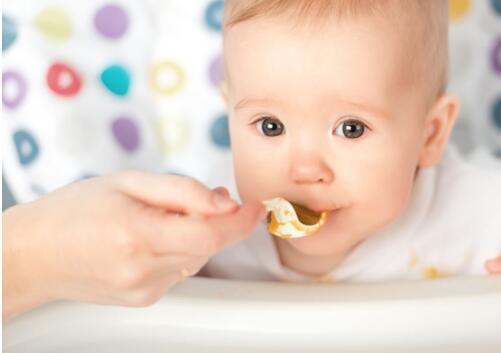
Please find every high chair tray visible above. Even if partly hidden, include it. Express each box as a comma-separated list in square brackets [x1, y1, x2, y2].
[4, 276, 501, 353]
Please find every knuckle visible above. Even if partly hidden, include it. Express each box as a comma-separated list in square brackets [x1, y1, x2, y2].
[125, 289, 160, 307]
[114, 264, 147, 289]
[112, 231, 140, 256]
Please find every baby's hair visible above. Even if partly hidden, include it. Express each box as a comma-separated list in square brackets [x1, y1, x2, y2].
[224, 0, 449, 103]
[225, 0, 402, 28]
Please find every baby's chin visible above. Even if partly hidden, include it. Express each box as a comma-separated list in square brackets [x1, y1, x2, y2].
[283, 206, 400, 257]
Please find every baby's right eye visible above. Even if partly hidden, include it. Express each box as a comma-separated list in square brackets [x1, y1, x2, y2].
[255, 117, 285, 137]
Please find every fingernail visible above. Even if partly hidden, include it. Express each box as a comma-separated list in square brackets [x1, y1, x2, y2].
[212, 187, 226, 196]
[213, 192, 236, 209]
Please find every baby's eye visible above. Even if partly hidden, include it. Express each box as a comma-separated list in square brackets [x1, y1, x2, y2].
[255, 117, 285, 137]
[334, 119, 367, 139]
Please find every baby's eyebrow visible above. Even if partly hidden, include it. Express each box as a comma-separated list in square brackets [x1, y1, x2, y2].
[339, 99, 391, 120]
[234, 96, 390, 119]
[234, 98, 282, 111]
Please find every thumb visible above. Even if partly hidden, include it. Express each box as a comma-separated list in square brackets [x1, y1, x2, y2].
[111, 170, 238, 215]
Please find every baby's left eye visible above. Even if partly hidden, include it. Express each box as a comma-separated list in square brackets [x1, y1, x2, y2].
[334, 119, 367, 139]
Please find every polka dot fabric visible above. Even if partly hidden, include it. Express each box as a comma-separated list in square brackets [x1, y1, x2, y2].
[448, 0, 501, 155]
[2, 0, 229, 202]
[2, 0, 500, 203]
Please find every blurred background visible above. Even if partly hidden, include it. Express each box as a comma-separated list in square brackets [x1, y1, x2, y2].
[2, 0, 501, 210]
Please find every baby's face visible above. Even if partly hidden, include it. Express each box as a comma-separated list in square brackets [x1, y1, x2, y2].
[223, 15, 432, 255]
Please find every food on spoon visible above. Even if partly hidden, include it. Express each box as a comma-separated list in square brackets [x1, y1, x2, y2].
[262, 198, 328, 238]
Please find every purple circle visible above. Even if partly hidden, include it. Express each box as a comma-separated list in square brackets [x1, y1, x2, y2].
[209, 54, 224, 87]
[94, 4, 129, 39]
[3, 71, 27, 109]
[111, 116, 140, 152]
[492, 37, 501, 75]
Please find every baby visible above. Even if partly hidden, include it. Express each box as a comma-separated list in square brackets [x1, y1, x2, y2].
[203, 0, 501, 282]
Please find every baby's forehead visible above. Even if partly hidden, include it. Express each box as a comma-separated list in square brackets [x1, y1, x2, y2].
[225, 17, 415, 91]
[223, 0, 448, 103]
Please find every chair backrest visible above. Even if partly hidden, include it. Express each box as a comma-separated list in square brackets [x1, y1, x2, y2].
[3, 0, 228, 203]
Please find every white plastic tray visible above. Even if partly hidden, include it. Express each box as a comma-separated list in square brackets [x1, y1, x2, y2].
[4, 276, 501, 353]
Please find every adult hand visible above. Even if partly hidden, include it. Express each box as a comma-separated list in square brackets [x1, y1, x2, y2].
[3, 171, 265, 321]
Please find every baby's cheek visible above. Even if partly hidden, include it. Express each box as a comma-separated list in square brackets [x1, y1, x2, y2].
[353, 157, 414, 234]
[232, 146, 277, 202]
[356, 165, 415, 231]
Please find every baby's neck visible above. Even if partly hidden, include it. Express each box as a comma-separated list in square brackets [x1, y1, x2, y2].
[273, 237, 357, 278]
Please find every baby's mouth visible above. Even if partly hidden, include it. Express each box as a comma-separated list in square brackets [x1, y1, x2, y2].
[261, 198, 331, 238]
[260, 199, 336, 224]
[290, 202, 324, 225]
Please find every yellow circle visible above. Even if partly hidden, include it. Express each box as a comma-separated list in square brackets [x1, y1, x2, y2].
[35, 7, 72, 40]
[449, 0, 472, 22]
[155, 116, 190, 153]
[150, 61, 185, 95]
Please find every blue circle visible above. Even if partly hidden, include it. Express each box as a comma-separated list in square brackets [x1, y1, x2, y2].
[210, 114, 230, 148]
[100, 64, 130, 96]
[205, 0, 224, 32]
[13, 129, 40, 166]
[491, 97, 501, 131]
[2, 15, 17, 52]
[490, 0, 501, 15]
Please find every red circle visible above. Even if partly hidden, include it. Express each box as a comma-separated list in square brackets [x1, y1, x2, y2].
[46, 62, 82, 96]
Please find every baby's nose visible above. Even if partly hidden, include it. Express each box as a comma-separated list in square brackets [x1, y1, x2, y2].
[289, 156, 334, 185]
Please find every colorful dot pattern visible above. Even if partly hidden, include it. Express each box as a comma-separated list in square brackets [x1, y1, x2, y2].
[1, 1, 498, 202]
[111, 116, 140, 153]
[100, 64, 130, 96]
[47, 62, 82, 96]
[205, 0, 224, 32]
[13, 129, 40, 166]
[210, 114, 230, 148]
[35, 6, 72, 41]
[2, 15, 17, 51]
[449, 0, 472, 22]
[94, 4, 129, 39]
[3, 71, 27, 108]
[150, 60, 185, 95]
[448, 0, 501, 155]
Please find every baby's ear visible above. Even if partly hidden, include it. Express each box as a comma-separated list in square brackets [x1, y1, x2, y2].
[219, 81, 229, 106]
[418, 94, 460, 168]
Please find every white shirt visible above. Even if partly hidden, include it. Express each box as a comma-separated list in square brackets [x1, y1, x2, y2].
[204, 148, 501, 283]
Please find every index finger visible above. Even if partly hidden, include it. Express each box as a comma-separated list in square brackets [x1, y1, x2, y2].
[485, 256, 501, 274]
[207, 200, 267, 250]
[112, 170, 238, 215]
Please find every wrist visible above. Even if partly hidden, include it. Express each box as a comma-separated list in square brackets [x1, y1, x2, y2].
[3, 204, 57, 321]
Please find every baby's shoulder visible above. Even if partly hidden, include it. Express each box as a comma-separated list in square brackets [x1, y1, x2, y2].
[430, 152, 501, 230]
[436, 153, 501, 203]
[408, 153, 501, 275]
